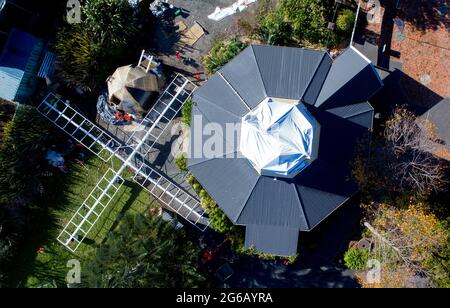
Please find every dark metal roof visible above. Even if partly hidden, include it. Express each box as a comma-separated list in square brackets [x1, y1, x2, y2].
[251, 45, 328, 100]
[419, 98, 450, 148]
[315, 46, 383, 109]
[245, 225, 299, 256]
[189, 44, 382, 256]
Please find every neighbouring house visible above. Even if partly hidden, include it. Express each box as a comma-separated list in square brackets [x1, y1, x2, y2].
[0, 0, 34, 47]
[0, 28, 44, 103]
[188, 45, 383, 256]
[418, 98, 450, 161]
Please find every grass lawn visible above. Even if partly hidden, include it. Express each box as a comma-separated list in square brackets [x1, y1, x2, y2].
[8, 153, 160, 288]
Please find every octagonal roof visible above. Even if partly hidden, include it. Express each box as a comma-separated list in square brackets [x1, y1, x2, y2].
[188, 45, 382, 256]
[240, 97, 320, 178]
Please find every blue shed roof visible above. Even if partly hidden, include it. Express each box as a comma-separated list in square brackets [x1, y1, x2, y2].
[0, 28, 43, 102]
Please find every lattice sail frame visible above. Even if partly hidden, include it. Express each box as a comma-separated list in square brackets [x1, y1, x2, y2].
[38, 74, 209, 252]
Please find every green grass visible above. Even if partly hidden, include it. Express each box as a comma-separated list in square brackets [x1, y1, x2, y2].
[8, 154, 160, 288]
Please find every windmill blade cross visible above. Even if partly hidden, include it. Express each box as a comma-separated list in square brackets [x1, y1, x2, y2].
[38, 74, 209, 252]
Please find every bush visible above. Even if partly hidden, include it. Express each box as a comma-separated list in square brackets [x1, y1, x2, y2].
[0, 106, 51, 204]
[336, 9, 356, 32]
[181, 99, 193, 126]
[83, 0, 136, 48]
[55, 25, 100, 91]
[175, 154, 188, 172]
[202, 38, 248, 74]
[257, 10, 291, 45]
[344, 247, 369, 270]
[279, 0, 332, 46]
[55, 0, 139, 91]
[82, 213, 207, 287]
[187, 175, 234, 233]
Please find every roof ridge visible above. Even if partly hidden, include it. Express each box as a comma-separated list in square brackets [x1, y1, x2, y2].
[217, 71, 251, 111]
[300, 51, 332, 105]
[250, 45, 269, 99]
[194, 91, 243, 119]
[235, 174, 261, 222]
[325, 101, 374, 118]
[293, 183, 310, 230]
[187, 105, 238, 163]
[187, 150, 240, 168]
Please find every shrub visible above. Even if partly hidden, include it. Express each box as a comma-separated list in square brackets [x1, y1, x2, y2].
[257, 10, 291, 45]
[181, 99, 193, 126]
[336, 9, 356, 32]
[344, 247, 369, 270]
[175, 154, 188, 172]
[202, 38, 248, 74]
[83, 0, 136, 48]
[0, 106, 51, 204]
[55, 25, 100, 91]
[55, 0, 139, 91]
[82, 213, 207, 287]
[279, 0, 331, 46]
[187, 175, 234, 233]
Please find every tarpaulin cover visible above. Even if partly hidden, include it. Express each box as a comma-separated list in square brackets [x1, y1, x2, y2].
[240, 98, 318, 178]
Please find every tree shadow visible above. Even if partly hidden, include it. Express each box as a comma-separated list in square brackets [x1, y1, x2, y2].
[395, 0, 450, 32]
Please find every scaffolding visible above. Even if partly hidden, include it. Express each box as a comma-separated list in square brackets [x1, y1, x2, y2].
[38, 74, 209, 252]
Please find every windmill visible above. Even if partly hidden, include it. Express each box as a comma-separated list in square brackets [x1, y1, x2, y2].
[37, 71, 210, 253]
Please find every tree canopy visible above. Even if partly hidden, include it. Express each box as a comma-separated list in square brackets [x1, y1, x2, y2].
[81, 213, 207, 288]
[55, 0, 140, 91]
[358, 202, 449, 287]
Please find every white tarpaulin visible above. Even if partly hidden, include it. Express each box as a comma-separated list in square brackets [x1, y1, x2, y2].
[240, 98, 319, 178]
[208, 0, 257, 21]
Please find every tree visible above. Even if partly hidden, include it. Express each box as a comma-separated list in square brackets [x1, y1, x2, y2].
[353, 107, 447, 198]
[55, 0, 139, 91]
[257, 10, 292, 45]
[279, 0, 331, 45]
[336, 9, 356, 32]
[202, 38, 248, 75]
[358, 202, 449, 287]
[55, 25, 100, 91]
[82, 213, 207, 287]
[0, 106, 51, 204]
[83, 0, 137, 49]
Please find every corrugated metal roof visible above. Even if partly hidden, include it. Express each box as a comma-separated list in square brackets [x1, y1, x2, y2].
[193, 73, 248, 117]
[302, 53, 333, 105]
[419, 98, 450, 148]
[37, 51, 56, 78]
[189, 156, 259, 222]
[219, 46, 266, 109]
[325, 102, 374, 129]
[252, 45, 326, 100]
[315, 46, 383, 109]
[189, 44, 381, 256]
[245, 225, 299, 256]
[0, 28, 43, 102]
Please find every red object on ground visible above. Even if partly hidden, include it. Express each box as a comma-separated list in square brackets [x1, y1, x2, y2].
[37, 247, 45, 254]
[201, 251, 214, 264]
[176, 53, 182, 61]
[115, 113, 123, 120]
[124, 114, 132, 121]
